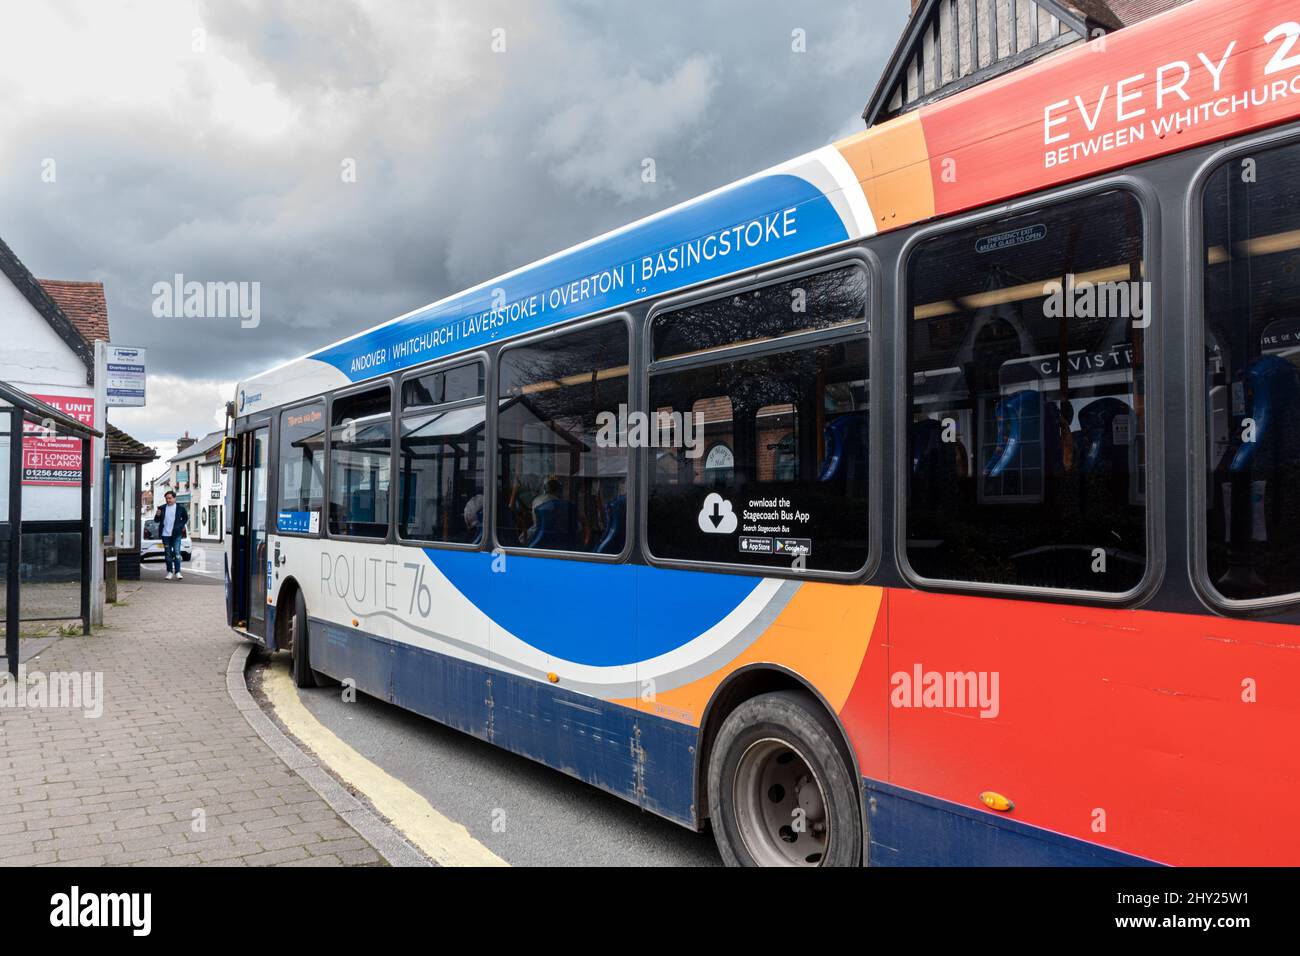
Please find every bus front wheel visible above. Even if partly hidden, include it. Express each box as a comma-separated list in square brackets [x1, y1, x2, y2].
[289, 590, 330, 689]
[707, 690, 862, 867]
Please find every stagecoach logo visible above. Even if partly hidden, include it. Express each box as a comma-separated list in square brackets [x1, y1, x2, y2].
[976, 224, 1046, 254]
[238, 390, 262, 412]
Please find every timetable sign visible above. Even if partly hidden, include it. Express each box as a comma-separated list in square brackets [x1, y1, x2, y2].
[106, 345, 147, 407]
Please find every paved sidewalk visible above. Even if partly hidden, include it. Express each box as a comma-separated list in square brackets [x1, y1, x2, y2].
[0, 580, 383, 866]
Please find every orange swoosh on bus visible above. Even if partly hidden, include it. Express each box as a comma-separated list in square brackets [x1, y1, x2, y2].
[835, 112, 937, 231]
[617, 584, 882, 725]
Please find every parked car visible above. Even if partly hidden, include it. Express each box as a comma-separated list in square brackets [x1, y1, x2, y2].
[141, 519, 192, 562]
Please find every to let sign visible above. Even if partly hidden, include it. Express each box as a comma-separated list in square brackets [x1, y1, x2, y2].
[23, 394, 95, 485]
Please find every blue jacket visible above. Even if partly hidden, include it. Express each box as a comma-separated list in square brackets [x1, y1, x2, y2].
[153, 503, 189, 538]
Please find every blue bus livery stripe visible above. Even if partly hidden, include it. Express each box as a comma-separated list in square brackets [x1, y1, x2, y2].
[423, 548, 763, 668]
[863, 779, 1162, 867]
[311, 616, 698, 826]
[310, 172, 851, 382]
[308, 611, 1163, 861]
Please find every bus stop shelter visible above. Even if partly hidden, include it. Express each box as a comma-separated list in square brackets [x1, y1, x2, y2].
[0, 380, 101, 677]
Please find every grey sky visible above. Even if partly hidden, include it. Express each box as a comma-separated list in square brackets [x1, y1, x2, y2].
[0, 0, 903, 453]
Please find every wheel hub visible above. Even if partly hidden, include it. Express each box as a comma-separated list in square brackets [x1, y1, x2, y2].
[732, 738, 831, 866]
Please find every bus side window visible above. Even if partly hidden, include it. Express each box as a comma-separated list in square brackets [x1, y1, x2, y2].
[398, 361, 487, 545]
[905, 189, 1148, 593]
[646, 265, 870, 574]
[1202, 140, 1300, 602]
[328, 386, 392, 539]
[277, 400, 325, 534]
[495, 322, 629, 556]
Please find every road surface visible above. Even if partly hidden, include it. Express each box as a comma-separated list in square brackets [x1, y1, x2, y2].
[251, 654, 721, 867]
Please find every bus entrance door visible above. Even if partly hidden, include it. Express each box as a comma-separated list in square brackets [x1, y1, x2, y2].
[233, 423, 271, 639]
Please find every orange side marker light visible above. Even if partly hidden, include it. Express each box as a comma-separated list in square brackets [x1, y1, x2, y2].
[979, 791, 1014, 812]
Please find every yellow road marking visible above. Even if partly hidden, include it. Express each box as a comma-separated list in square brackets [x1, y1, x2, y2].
[260, 658, 509, 867]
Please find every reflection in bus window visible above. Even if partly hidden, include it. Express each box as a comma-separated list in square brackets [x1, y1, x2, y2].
[328, 387, 392, 538]
[399, 362, 486, 545]
[278, 401, 325, 530]
[1203, 141, 1300, 601]
[496, 323, 629, 554]
[906, 190, 1147, 592]
[648, 266, 869, 573]
[403, 362, 485, 408]
[652, 268, 868, 361]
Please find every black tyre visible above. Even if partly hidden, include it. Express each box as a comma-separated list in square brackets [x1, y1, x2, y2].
[707, 690, 862, 867]
[289, 590, 330, 688]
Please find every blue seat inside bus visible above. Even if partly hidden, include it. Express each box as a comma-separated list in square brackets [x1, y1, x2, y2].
[1075, 396, 1131, 475]
[1228, 354, 1300, 473]
[595, 494, 626, 554]
[985, 390, 1063, 478]
[528, 497, 577, 551]
[817, 411, 868, 484]
[911, 418, 962, 479]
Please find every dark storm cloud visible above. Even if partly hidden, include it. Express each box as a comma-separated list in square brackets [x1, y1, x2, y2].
[0, 0, 901, 442]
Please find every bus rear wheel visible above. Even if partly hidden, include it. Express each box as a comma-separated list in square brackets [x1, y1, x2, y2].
[707, 690, 862, 867]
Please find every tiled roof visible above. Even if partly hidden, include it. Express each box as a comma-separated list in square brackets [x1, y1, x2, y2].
[107, 423, 158, 462]
[167, 429, 226, 463]
[1102, 0, 1188, 25]
[37, 279, 110, 345]
[1066, 0, 1125, 28]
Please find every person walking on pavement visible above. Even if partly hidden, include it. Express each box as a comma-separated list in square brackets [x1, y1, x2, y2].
[154, 490, 188, 580]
